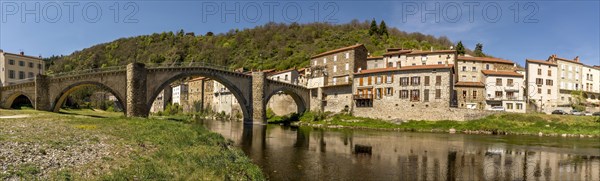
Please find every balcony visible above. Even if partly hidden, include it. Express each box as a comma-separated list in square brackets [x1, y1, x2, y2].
[353, 94, 373, 100]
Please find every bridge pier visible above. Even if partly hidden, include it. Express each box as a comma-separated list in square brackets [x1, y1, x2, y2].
[126, 63, 149, 117]
[34, 74, 50, 111]
[251, 72, 266, 124]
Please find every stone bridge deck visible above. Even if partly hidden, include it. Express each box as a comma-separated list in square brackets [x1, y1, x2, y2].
[0, 63, 309, 124]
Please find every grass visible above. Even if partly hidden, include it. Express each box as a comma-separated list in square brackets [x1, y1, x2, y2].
[297, 112, 600, 136]
[0, 108, 265, 180]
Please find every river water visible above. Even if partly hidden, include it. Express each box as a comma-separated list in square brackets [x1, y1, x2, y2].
[197, 119, 600, 181]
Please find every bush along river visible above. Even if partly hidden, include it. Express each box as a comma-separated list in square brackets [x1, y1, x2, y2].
[196, 118, 600, 181]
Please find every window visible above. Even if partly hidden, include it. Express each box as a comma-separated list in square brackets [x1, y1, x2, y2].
[507, 79, 513, 86]
[385, 87, 393, 96]
[461, 75, 467, 81]
[28, 72, 34, 78]
[462, 90, 467, 98]
[38, 64, 42, 70]
[507, 92, 514, 99]
[536, 78, 543, 85]
[285, 75, 289, 81]
[314, 60, 317, 66]
[28, 62, 33, 68]
[345, 76, 349, 83]
[472, 76, 476, 82]
[516, 103, 523, 110]
[333, 65, 337, 72]
[356, 100, 373, 107]
[462, 66, 466, 71]
[359, 77, 364, 86]
[19, 61, 24, 67]
[323, 58, 327, 64]
[411, 76, 420, 86]
[547, 89, 551, 94]
[537, 68, 542, 75]
[424, 89, 429, 102]
[495, 91, 502, 98]
[8, 70, 15, 79]
[400, 77, 409, 86]
[548, 70, 552, 76]
[472, 90, 477, 99]
[424, 76, 430, 86]
[400, 90, 409, 99]
[506, 103, 513, 109]
[9, 59, 15, 65]
[334, 55, 337, 61]
[345, 52, 350, 59]
[376, 76, 382, 84]
[386, 75, 393, 84]
[345, 63, 349, 71]
[410, 90, 420, 101]
[537, 88, 542, 94]
[546, 79, 553, 86]
[472, 67, 476, 72]
[435, 76, 442, 86]
[375, 88, 382, 99]
[496, 78, 503, 86]
[368, 76, 372, 85]
[333, 77, 337, 85]
[561, 72, 565, 79]
[18, 71, 25, 79]
[486, 64, 490, 70]
[435, 89, 441, 99]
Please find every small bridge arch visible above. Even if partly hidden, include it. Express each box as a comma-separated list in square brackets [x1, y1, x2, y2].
[50, 81, 127, 113]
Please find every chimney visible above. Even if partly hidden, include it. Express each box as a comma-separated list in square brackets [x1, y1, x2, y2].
[574, 56, 579, 62]
[20, 51, 24, 56]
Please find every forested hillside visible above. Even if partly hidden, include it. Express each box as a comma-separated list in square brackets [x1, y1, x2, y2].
[45, 20, 460, 73]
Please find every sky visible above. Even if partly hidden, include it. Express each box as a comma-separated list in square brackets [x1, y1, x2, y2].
[0, 0, 598, 66]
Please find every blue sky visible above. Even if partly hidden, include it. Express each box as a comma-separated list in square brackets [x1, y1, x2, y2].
[0, 1, 598, 66]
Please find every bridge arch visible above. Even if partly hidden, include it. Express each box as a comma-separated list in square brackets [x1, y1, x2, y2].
[146, 70, 251, 121]
[2, 91, 34, 109]
[51, 81, 127, 113]
[265, 86, 308, 115]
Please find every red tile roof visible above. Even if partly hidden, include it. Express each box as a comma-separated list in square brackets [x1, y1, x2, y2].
[455, 81, 485, 87]
[481, 70, 523, 77]
[2, 52, 42, 60]
[383, 50, 412, 56]
[526, 59, 557, 66]
[406, 50, 456, 55]
[458, 56, 514, 64]
[355, 64, 453, 75]
[367, 56, 383, 60]
[311, 44, 365, 59]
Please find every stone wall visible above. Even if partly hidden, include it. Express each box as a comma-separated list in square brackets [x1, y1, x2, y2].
[34, 74, 50, 111]
[354, 106, 494, 121]
[252, 72, 265, 123]
[322, 85, 353, 113]
[126, 63, 148, 117]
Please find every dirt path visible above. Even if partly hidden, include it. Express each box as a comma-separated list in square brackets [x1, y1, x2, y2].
[0, 115, 30, 119]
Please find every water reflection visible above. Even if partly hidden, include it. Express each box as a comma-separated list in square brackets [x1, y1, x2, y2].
[198, 119, 600, 181]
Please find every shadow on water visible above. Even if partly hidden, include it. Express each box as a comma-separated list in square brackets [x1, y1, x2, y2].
[195, 118, 600, 181]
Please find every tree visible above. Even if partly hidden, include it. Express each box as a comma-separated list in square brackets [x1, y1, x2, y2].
[205, 31, 214, 36]
[379, 20, 388, 36]
[570, 90, 587, 111]
[456, 41, 466, 55]
[369, 19, 378, 36]
[474, 43, 484, 57]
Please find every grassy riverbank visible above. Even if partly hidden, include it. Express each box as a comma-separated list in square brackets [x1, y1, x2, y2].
[0, 108, 264, 180]
[294, 111, 600, 136]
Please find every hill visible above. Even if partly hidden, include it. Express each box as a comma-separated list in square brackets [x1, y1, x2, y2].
[45, 20, 460, 73]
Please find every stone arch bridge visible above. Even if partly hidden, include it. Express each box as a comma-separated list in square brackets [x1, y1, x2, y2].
[0, 63, 309, 124]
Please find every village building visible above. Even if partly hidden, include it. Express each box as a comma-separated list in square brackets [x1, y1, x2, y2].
[307, 44, 368, 113]
[482, 70, 527, 113]
[526, 59, 559, 113]
[0, 50, 45, 86]
[352, 64, 455, 120]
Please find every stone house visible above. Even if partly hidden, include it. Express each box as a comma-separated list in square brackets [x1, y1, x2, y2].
[352, 64, 456, 120]
[482, 70, 527, 113]
[307, 44, 368, 113]
[382, 50, 457, 68]
[366, 56, 384, 69]
[0, 50, 45, 86]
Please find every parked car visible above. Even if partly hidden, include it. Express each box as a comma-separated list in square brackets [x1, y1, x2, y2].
[489, 106, 505, 112]
[552, 110, 568, 115]
[593, 112, 600, 116]
[571, 110, 584, 116]
[583, 111, 593, 116]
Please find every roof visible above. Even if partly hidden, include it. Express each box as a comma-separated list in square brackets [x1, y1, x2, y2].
[311, 44, 365, 59]
[481, 70, 523, 77]
[406, 50, 456, 55]
[383, 50, 412, 56]
[552, 56, 583, 65]
[526, 59, 557, 66]
[355, 64, 454, 75]
[366, 56, 383, 60]
[455, 81, 485, 87]
[2, 52, 42, 60]
[268, 68, 297, 76]
[458, 56, 514, 64]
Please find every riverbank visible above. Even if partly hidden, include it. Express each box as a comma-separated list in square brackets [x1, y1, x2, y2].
[0, 108, 264, 180]
[291, 111, 600, 137]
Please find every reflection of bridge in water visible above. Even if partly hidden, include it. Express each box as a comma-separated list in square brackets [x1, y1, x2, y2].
[0, 63, 309, 124]
[200, 119, 600, 181]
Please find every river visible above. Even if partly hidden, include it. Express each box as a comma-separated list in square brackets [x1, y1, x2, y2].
[197, 119, 600, 181]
